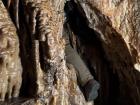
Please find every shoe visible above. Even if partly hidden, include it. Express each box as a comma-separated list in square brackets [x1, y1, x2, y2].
[83, 79, 100, 101]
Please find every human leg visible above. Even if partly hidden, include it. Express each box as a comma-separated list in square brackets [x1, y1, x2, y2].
[65, 44, 93, 86]
[65, 44, 100, 101]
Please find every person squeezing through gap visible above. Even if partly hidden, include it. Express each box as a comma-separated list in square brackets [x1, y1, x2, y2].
[64, 0, 100, 101]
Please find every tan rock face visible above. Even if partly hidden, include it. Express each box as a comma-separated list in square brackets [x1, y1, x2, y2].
[0, 0, 22, 101]
[21, 1, 92, 104]
[0, 0, 92, 105]
[81, 0, 140, 71]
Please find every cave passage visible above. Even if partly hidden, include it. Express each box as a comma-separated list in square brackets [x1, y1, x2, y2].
[64, 0, 101, 45]
[64, 0, 103, 79]
[64, 1, 120, 105]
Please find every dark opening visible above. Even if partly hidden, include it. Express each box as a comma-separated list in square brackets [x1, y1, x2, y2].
[64, 1, 120, 105]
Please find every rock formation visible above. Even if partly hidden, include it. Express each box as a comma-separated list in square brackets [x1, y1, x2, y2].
[81, 0, 140, 71]
[0, 0, 139, 105]
[0, 0, 22, 101]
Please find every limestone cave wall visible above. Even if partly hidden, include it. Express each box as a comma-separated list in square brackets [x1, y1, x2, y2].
[0, 0, 139, 105]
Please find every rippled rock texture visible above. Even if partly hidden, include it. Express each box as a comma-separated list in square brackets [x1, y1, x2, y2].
[0, 0, 92, 105]
[0, 0, 22, 101]
[0, 0, 140, 105]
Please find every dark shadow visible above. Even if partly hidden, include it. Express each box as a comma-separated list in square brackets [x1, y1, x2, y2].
[17, 0, 38, 98]
[64, 1, 140, 105]
[134, 69, 140, 94]
[0, 97, 30, 105]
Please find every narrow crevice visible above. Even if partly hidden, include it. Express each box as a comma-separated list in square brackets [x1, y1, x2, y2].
[64, 1, 140, 105]
[18, 0, 38, 97]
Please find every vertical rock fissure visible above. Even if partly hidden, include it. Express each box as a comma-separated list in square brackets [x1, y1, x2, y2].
[64, 0, 140, 105]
